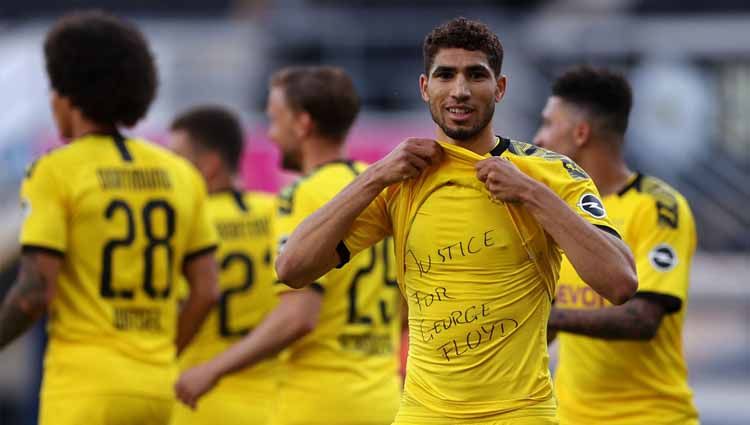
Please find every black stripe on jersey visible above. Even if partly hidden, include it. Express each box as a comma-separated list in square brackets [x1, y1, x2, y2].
[490, 136, 511, 157]
[634, 291, 682, 314]
[21, 245, 64, 257]
[230, 189, 249, 212]
[112, 132, 133, 162]
[656, 201, 679, 229]
[506, 139, 523, 155]
[278, 180, 301, 216]
[344, 160, 360, 176]
[183, 245, 218, 264]
[25, 159, 40, 179]
[617, 173, 643, 197]
[273, 279, 326, 294]
[336, 240, 351, 268]
[595, 224, 622, 240]
[617, 173, 682, 229]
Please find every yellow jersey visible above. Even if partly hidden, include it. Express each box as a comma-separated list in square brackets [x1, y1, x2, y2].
[555, 173, 699, 425]
[176, 190, 278, 403]
[340, 139, 618, 423]
[273, 160, 402, 425]
[19, 134, 218, 400]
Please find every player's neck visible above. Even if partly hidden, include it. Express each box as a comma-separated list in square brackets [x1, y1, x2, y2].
[301, 136, 347, 174]
[207, 172, 236, 195]
[70, 113, 117, 139]
[578, 147, 632, 197]
[436, 125, 497, 155]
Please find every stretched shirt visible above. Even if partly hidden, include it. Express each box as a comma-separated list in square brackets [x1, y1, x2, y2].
[339, 138, 618, 422]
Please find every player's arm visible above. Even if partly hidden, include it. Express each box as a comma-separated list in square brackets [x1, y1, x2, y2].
[548, 297, 666, 340]
[476, 158, 637, 305]
[176, 169, 221, 353]
[176, 250, 220, 354]
[175, 289, 321, 408]
[529, 191, 635, 306]
[4, 156, 68, 350]
[551, 192, 694, 340]
[547, 328, 558, 345]
[0, 250, 60, 349]
[276, 138, 442, 288]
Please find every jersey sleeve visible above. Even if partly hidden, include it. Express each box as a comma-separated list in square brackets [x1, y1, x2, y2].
[337, 188, 393, 267]
[274, 182, 320, 257]
[514, 153, 619, 238]
[184, 168, 219, 261]
[19, 156, 68, 255]
[631, 196, 696, 313]
[273, 181, 331, 293]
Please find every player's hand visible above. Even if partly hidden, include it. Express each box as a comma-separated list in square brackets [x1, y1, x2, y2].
[475, 157, 536, 203]
[174, 362, 220, 409]
[372, 138, 443, 186]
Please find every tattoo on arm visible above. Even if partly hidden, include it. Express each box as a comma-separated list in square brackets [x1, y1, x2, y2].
[0, 257, 53, 349]
[548, 297, 666, 341]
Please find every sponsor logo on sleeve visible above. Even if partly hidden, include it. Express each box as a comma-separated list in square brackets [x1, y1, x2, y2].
[577, 193, 607, 219]
[649, 244, 677, 271]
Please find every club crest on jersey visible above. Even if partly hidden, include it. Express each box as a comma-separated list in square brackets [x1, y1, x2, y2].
[577, 193, 606, 219]
[649, 244, 677, 271]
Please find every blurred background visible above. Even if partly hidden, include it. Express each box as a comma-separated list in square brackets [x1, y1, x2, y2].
[0, 1, 748, 424]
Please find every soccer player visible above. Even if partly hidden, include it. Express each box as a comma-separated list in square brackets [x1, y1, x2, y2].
[168, 106, 278, 424]
[174, 66, 402, 425]
[275, 18, 638, 424]
[0, 11, 220, 425]
[535, 66, 699, 425]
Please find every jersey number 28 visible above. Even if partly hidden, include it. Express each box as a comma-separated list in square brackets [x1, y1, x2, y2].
[100, 199, 175, 300]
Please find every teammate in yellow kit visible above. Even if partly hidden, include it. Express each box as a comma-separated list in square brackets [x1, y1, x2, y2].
[276, 18, 637, 424]
[167, 106, 278, 424]
[534, 66, 699, 425]
[174, 67, 402, 425]
[0, 11, 220, 425]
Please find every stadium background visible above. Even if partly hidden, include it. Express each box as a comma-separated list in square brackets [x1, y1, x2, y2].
[0, 0, 748, 424]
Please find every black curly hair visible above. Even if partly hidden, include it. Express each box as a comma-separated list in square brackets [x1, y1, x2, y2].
[44, 10, 157, 128]
[423, 17, 504, 77]
[170, 105, 245, 173]
[552, 66, 633, 136]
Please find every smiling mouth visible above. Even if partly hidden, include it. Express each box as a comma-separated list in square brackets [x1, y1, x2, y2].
[446, 106, 474, 122]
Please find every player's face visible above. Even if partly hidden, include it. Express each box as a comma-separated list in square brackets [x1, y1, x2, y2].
[533, 96, 581, 160]
[50, 90, 73, 140]
[266, 86, 303, 172]
[420, 48, 505, 142]
[168, 129, 198, 163]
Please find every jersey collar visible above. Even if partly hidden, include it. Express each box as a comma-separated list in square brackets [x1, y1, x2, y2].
[308, 159, 358, 177]
[617, 172, 643, 197]
[490, 136, 511, 157]
[213, 188, 249, 212]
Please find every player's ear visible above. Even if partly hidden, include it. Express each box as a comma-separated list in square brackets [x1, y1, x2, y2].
[295, 111, 314, 138]
[573, 120, 592, 148]
[494, 74, 507, 103]
[202, 151, 223, 180]
[419, 74, 429, 102]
